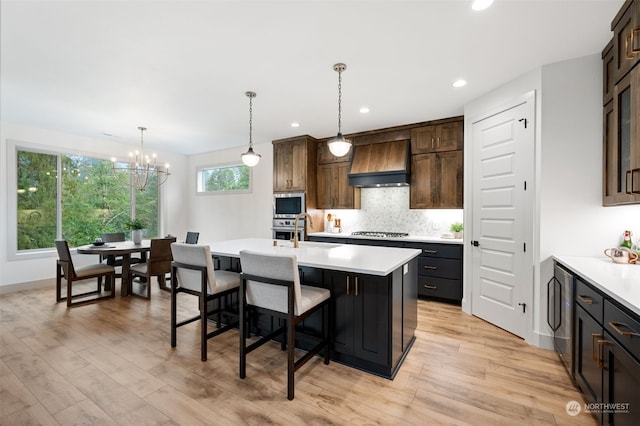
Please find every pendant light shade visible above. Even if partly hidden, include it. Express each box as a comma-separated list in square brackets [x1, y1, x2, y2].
[241, 91, 261, 167]
[328, 63, 352, 157]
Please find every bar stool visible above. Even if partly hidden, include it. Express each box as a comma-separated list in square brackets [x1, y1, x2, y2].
[238, 249, 330, 400]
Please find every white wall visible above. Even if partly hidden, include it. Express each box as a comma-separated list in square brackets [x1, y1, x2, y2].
[0, 122, 188, 291]
[463, 54, 640, 349]
[187, 141, 273, 242]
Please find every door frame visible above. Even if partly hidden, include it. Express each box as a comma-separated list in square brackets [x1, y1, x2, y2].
[462, 90, 536, 343]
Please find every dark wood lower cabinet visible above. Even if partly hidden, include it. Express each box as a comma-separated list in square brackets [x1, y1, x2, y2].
[602, 331, 640, 425]
[214, 255, 417, 379]
[575, 305, 603, 423]
[572, 275, 640, 425]
[326, 270, 389, 366]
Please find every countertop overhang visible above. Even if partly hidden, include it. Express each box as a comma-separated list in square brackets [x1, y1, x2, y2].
[553, 255, 640, 316]
[209, 238, 421, 276]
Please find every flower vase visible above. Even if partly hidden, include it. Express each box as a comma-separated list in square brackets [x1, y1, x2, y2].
[132, 229, 143, 245]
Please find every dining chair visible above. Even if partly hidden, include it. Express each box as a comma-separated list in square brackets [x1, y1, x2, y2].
[170, 243, 240, 361]
[100, 232, 145, 271]
[238, 250, 330, 400]
[55, 240, 116, 308]
[128, 237, 176, 299]
[185, 231, 200, 244]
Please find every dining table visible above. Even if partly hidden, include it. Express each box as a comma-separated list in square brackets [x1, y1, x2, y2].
[76, 240, 151, 296]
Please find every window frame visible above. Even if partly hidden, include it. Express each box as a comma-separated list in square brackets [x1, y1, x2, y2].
[196, 161, 253, 195]
[7, 139, 161, 260]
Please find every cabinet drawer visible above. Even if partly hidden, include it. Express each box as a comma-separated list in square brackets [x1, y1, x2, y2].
[604, 300, 640, 360]
[404, 242, 462, 259]
[417, 257, 460, 280]
[417, 276, 461, 301]
[575, 278, 604, 323]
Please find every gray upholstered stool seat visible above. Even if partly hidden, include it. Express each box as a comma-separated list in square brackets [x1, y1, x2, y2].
[239, 249, 330, 400]
[170, 243, 240, 361]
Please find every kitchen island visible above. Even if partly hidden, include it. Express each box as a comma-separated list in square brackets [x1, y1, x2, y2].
[209, 238, 421, 379]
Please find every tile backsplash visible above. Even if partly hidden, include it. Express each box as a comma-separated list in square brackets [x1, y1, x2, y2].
[323, 187, 463, 236]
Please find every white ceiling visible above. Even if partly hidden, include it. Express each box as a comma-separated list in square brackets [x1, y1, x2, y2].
[0, 0, 624, 156]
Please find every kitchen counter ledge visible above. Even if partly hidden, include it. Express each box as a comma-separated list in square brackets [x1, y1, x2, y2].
[209, 238, 421, 276]
[553, 255, 640, 316]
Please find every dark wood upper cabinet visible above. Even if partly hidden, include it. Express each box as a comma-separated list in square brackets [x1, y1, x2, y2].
[316, 140, 360, 209]
[411, 151, 463, 209]
[603, 0, 640, 205]
[272, 136, 317, 193]
[411, 119, 463, 154]
[612, 0, 640, 81]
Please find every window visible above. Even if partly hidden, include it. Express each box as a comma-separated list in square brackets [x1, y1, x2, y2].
[197, 163, 251, 194]
[15, 147, 159, 252]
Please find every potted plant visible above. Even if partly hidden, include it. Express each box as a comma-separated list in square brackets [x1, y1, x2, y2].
[450, 222, 463, 239]
[125, 218, 147, 245]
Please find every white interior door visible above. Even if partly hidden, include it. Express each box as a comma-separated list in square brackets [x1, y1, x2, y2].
[470, 93, 534, 339]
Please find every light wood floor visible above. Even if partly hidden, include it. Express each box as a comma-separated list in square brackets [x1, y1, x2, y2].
[0, 279, 596, 425]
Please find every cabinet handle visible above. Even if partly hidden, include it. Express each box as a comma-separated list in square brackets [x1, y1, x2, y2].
[355, 276, 359, 297]
[609, 321, 640, 337]
[632, 168, 640, 194]
[423, 249, 438, 254]
[577, 294, 593, 305]
[591, 333, 602, 361]
[625, 28, 639, 59]
[626, 170, 632, 194]
[430, 137, 434, 149]
[597, 339, 610, 370]
[346, 275, 350, 295]
[423, 265, 437, 270]
[436, 137, 440, 148]
[424, 284, 437, 290]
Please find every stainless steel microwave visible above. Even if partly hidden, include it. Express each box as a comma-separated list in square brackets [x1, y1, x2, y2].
[273, 192, 305, 218]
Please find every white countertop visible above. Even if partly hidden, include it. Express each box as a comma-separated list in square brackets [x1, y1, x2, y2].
[209, 238, 421, 276]
[308, 232, 463, 245]
[553, 255, 640, 316]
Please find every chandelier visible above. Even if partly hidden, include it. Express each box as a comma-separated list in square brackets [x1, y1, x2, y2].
[241, 91, 261, 167]
[327, 63, 352, 157]
[111, 126, 170, 192]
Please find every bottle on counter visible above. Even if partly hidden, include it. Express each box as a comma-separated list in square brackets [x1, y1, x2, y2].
[621, 230, 633, 249]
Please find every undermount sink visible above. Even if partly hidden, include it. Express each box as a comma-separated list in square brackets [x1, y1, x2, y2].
[276, 241, 342, 249]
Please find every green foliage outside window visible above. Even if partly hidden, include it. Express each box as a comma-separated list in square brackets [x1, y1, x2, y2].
[17, 149, 159, 250]
[203, 164, 250, 192]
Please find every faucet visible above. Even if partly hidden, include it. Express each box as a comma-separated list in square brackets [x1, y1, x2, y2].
[293, 212, 313, 248]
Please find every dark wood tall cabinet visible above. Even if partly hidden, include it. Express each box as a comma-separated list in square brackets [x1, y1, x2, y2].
[603, 0, 640, 205]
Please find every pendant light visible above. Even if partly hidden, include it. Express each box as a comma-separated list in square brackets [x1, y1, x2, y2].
[328, 63, 352, 157]
[241, 91, 261, 167]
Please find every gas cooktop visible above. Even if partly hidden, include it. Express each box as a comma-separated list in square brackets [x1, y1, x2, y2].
[351, 231, 409, 238]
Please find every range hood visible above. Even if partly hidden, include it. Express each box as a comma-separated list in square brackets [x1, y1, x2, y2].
[348, 140, 410, 187]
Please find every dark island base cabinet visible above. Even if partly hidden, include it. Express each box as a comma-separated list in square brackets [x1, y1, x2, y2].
[215, 255, 417, 379]
[309, 236, 463, 304]
[572, 274, 640, 425]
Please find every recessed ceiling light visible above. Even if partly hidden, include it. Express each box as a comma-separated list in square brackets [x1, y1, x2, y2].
[290, 122, 300, 128]
[453, 79, 467, 88]
[359, 107, 370, 114]
[472, 0, 493, 11]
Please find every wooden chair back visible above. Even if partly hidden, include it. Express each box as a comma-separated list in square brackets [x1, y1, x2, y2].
[148, 237, 176, 276]
[100, 232, 125, 242]
[55, 240, 76, 278]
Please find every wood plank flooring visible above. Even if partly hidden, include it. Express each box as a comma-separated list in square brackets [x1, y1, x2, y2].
[0, 279, 596, 425]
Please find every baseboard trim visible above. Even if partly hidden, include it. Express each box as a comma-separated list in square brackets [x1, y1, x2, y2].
[0, 278, 53, 295]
